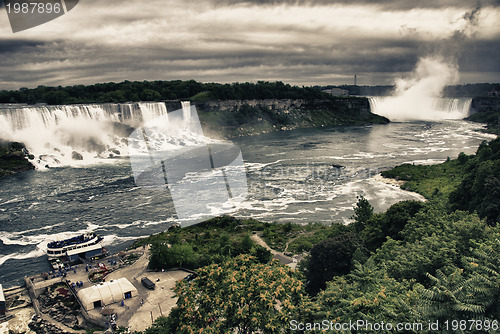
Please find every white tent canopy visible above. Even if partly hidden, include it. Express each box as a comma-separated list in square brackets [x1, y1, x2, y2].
[77, 278, 138, 310]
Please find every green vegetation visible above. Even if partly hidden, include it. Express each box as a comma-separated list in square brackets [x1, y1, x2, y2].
[383, 137, 500, 225]
[134, 218, 333, 262]
[0, 80, 330, 105]
[138, 199, 499, 333]
[301, 230, 367, 295]
[450, 138, 500, 224]
[360, 199, 425, 251]
[148, 255, 312, 334]
[131, 137, 500, 333]
[0, 141, 35, 177]
[380, 158, 465, 199]
[136, 216, 273, 270]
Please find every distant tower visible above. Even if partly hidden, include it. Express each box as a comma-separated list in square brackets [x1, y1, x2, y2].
[354, 74, 357, 86]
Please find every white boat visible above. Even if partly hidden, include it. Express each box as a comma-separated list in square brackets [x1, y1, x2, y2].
[47, 232, 105, 262]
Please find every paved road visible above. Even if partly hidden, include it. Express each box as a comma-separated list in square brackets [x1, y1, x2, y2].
[250, 234, 298, 268]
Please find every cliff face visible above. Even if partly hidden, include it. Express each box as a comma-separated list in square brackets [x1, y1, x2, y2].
[194, 97, 388, 138]
[0, 141, 35, 177]
[468, 97, 500, 134]
[470, 97, 500, 114]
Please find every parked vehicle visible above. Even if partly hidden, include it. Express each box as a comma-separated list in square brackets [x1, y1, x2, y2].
[141, 277, 155, 290]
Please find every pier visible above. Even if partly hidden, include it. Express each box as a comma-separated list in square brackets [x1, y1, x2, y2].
[2, 245, 190, 333]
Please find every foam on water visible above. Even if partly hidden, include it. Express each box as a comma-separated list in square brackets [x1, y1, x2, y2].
[369, 97, 472, 121]
[0, 101, 209, 168]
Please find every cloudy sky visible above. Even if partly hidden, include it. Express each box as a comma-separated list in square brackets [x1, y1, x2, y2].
[0, 0, 499, 90]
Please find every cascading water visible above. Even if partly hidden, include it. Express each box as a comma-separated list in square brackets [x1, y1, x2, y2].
[367, 56, 473, 122]
[368, 97, 472, 121]
[0, 102, 178, 167]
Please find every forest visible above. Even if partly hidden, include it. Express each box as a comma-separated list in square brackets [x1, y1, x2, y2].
[123, 137, 500, 334]
[2, 81, 498, 105]
[0, 80, 329, 105]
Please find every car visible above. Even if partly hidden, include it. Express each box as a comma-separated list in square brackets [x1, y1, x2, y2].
[183, 273, 198, 282]
[141, 277, 155, 290]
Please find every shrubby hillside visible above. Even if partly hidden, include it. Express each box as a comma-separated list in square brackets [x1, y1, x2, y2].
[127, 137, 500, 334]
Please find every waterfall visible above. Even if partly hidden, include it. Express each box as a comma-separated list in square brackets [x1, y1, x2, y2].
[0, 102, 172, 167]
[368, 97, 472, 121]
[181, 101, 191, 122]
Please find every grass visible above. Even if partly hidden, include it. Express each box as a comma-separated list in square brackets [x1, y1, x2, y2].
[381, 158, 467, 199]
[132, 217, 336, 257]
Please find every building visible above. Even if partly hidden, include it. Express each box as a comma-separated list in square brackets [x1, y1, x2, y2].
[322, 88, 349, 96]
[0, 284, 6, 315]
[77, 278, 138, 311]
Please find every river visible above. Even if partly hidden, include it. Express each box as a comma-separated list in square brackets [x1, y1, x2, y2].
[0, 101, 495, 287]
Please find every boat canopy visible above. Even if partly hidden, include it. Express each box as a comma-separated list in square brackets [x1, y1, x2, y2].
[66, 243, 103, 256]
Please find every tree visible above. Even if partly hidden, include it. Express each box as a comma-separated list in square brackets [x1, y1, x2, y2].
[420, 240, 500, 323]
[418, 268, 486, 328]
[361, 200, 424, 251]
[352, 196, 373, 233]
[316, 259, 421, 333]
[372, 201, 493, 282]
[149, 242, 199, 270]
[43, 90, 70, 105]
[165, 254, 312, 334]
[450, 137, 500, 225]
[303, 230, 366, 295]
[464, 240, 500, 319]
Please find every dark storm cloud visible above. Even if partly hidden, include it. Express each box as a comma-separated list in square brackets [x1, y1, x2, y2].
[459, 39, 500, 72]
[0, 38, 44, 54]
[0, 0, 498, 88]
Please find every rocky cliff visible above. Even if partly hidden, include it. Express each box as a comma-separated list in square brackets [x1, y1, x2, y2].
[468, 97, 500, 134]
[0, 141, 35, 177]
[194, 97, 389, 138]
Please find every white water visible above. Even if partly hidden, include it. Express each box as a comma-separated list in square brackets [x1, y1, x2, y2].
[0, 101, 200, 168]
[369, 97, 472, 121]
[368, 56, 471, 121]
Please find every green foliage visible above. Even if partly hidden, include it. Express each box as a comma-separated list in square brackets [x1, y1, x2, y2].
[165, 254, 312, 334]
[145, 216, 273, 271]
[302, 230, 366, 295]
[450, 138, 500, 224]
[467, 96, 500, 135]
[462, 240, 500, 319]
[372, 201, 493, 282]
[259, 221, 331, 254]
[383, 137, 500, 225]
[149, 242, 200, 269]
[419, 268, 487, 327]
[361, 200, 424, 251]
[381, 159, 465, 199]
[351, 196, 374, 233]
[316, 259, 422, 333]
[0, 80, 331, 105]
[418, 241, 500, 329]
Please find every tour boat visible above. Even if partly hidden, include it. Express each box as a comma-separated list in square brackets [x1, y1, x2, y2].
[47, 232, 105, 263]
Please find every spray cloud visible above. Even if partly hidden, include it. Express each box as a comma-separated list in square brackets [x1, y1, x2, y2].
[372, 4, 483, 121]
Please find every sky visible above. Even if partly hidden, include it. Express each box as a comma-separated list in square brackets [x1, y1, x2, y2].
[0, 0, 499, 90]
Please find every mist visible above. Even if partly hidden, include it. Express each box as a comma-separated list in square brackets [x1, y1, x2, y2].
[369, 5, 484, 121]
